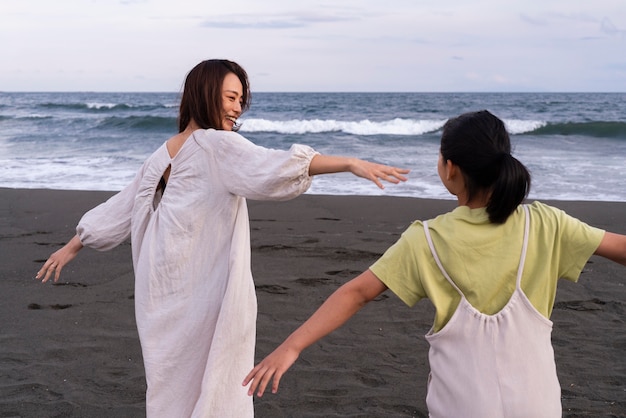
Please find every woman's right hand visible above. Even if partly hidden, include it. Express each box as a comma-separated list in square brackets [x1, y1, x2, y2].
[36, 235, 83, 283]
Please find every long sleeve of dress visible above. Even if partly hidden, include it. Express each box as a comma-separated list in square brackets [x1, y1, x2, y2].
[76, 163, 146, 251]
[196, 130, 318, 201]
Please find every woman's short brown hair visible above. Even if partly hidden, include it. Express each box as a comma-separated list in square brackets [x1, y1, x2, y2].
[177, 59, 251, 132]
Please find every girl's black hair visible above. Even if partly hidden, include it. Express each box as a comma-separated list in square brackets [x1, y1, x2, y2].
[440, 110, 531, 223]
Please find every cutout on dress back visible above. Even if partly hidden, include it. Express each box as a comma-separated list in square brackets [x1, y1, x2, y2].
[153, 164, 171, 210]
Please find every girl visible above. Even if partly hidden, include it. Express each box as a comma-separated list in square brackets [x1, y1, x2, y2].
[35, 59, 409, 417]
[243, 110, 626, 417]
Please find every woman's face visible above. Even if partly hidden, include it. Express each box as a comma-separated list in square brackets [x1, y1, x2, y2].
[221, 72, 244, 131]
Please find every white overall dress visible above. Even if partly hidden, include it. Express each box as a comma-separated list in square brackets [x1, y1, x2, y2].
[422, 205, 561, 418]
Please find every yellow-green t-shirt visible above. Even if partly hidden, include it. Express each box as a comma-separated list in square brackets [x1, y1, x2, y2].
[370, 201, 605, 332]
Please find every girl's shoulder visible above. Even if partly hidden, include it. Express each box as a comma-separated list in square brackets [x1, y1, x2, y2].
[525, 201, 604, 240]
[525, 200, 570, 225]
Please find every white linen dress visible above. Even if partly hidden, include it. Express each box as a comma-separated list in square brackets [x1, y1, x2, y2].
[76, 129, 318, 417]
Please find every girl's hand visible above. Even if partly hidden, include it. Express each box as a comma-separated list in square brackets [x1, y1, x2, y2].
[242, 343, 300, 397]
[243, 271, 388, 397]
[35, 235, 83, 283]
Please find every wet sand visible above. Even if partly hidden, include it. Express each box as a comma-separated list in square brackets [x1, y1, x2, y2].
[1, 188, 624, 417]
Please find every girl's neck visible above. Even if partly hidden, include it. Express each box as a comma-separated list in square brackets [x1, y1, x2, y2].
[457, 190, 490, 209]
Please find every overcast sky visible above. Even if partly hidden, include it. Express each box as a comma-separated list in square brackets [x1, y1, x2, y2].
[1, 0, 624, 92]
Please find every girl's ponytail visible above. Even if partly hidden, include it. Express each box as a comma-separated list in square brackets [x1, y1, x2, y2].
[440, 110, 531, 224]
[486, 154, 531, 223]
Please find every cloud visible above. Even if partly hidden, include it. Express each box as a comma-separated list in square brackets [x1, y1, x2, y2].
[0, 0, 624, 92]
[520, 10, 598, 27]
[605, 61, 626, 72]
[519, 13, 548, 26]
[200, 12, 356, 30]
[600, 17, 626, 37]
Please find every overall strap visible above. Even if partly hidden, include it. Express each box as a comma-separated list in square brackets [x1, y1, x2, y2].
[423, 221, 464, 296]
[516, 204, 531, 289]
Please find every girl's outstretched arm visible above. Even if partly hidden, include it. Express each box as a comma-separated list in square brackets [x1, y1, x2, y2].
[308, 155, 409, 189]
[594, 231, 626, 266]
[243, 269, 388, 397]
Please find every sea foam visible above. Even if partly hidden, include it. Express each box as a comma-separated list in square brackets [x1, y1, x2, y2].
[240, 118, 446, 136]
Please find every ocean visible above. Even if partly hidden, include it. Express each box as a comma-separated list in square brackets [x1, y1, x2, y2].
[1, 92, 625, 202]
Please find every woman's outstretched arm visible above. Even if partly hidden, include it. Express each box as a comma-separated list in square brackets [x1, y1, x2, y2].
[308, 155, 410, 189]
[243, 269, 388, 397]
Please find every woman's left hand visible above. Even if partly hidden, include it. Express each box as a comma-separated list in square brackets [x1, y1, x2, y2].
[349, 159, 410, 189]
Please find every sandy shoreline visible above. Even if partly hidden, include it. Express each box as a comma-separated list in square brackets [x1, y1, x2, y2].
[1, 187, 624, 417]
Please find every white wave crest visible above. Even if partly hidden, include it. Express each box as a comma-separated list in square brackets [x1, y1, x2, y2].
[86, 102, 118, 109]
[504, 119, 547, 135]
[239, 118, 446, 135]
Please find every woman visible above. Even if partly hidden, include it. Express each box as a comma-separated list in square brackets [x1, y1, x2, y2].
[243, 110, 626, 417]
[36, 59, 409, 417]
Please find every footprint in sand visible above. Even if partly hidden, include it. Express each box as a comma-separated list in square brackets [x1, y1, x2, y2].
[553, 298, 606, 311]
[295, 278, 334, 287]
[27, 303, 73, 310]
[255, 284, 289, 294]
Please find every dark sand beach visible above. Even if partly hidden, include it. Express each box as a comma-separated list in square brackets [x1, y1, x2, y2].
[1, 187, 624, 417]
